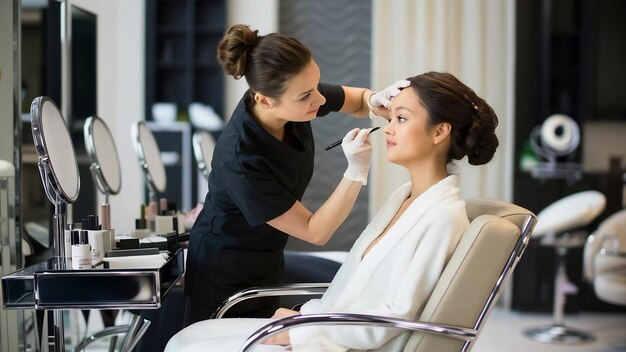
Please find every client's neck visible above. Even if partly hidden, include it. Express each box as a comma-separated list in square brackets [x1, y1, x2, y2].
[407, 162, 448, 199]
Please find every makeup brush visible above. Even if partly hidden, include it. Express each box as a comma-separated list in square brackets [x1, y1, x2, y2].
[325, 127, 380, 151]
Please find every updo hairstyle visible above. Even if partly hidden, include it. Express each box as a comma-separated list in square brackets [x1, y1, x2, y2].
[408, 72, 499, 166]
[217, 24, 312, 100]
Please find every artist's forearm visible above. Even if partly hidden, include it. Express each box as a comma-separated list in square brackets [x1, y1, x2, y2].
[340, 86, 373, 118]
[305, 177, 363, 245]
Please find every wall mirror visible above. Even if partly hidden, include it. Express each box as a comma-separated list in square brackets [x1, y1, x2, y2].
[84, 116, 122, 198]
[192, 131, 215, 179]
[132, 121, 166, 197]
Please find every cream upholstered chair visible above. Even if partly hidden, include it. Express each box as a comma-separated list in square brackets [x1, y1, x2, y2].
[168, 199, 536, 352]
[583, 209, 626, 306]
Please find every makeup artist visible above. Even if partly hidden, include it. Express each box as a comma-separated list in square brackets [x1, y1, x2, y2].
[183, 24, 408, 326]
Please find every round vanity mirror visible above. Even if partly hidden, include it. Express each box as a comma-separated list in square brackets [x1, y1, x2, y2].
[84, 116, 122, 196]
[30, 96, 80, 203]
[132, 121, 166, 194]
[192, 131, 215, 178]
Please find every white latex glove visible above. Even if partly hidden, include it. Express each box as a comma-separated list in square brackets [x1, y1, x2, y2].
[368, 80, 411, 119]
[342, 128, 373, 185]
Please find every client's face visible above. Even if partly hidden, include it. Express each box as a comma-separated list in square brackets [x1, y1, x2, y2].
[383, 88, 437, 166]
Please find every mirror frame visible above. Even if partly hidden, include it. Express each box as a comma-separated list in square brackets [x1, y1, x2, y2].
[83, 116, 122, 196]
[192, 130, 215, 179]
[30, 96, 80, 204]
[131, 121, 166, 194]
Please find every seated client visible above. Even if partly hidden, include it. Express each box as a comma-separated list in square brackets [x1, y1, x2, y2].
[166, 71, 499, 351]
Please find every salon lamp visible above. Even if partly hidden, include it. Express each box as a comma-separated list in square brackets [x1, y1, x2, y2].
[30, 96, 81, 352]
[529, 113, 583, 180]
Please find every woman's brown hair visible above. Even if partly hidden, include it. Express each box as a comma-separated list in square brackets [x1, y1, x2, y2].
[217, 24, 312, 100]
[408, 72, 499, 165]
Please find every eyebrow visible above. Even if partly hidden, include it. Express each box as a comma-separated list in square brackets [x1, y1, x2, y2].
[393, 106, 415, 114]
[298, 89, 314, 98]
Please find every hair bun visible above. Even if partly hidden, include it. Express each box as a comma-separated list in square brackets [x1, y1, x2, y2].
[217, 24, 260, 79]
[465, 103, 499, 165]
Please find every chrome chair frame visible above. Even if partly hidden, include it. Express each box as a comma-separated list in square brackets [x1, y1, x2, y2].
[211, 205, 536, 352]
[211, 283, 330, 319]
[71, 314, 151, 352]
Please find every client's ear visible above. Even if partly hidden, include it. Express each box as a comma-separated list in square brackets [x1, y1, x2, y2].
[433, 122, 451, 145]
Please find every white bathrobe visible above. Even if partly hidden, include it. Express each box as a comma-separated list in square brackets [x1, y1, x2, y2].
[165, 175, 468, 352]
[289, 174, 468, 351]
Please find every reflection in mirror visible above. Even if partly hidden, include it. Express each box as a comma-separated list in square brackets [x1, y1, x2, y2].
[84, 116, 122, 197]
[132, 122, 166, 197]
[30, 95, 79, 266]
[192, 131, 215, 179]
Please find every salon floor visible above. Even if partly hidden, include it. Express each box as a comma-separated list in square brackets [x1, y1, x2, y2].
[68, 307, 626, 352]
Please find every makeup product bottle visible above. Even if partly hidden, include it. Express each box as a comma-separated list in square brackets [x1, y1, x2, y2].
[155, 213, 175, 235]
[146, 201, 158, 232]
[71, 230, 91, 270]
[64, 223, 77, 260]
[131, 204, 151, 238]
[159, 197, 168, 214]
[101, 203, 114, 252]
[84, 215, 105, 266]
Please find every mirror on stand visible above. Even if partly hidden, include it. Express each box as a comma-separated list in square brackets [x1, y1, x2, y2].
[84, 115, 121, 250]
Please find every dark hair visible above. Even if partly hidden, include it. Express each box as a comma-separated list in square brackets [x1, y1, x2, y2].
[217, 24, 312, 99]
[407, 72, 499, 166]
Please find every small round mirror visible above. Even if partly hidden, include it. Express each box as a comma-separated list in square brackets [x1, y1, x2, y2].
[84, 116, 122, 195]
[132, 121, 166, 194]
[192, 131, 215, 179]
[30, 96, 80, 203]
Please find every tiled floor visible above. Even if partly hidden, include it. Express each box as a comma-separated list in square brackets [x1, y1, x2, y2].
[474, 308, 626, 352]
[66, 307, 626, 351]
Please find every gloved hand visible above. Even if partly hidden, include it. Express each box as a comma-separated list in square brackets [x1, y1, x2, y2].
[368, 79, 411, 109]
[368, 80, 411, 120]
[342, 128, 373, 185]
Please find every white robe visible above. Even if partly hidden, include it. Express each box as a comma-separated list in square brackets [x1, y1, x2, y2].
[165, 175, 468, 352]
[289, 174, 468, 351]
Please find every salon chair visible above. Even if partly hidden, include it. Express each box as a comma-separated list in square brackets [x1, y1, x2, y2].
[165, 198, 536, 351]
[583, 209, 626, 306]
[524, 190, 606, 344]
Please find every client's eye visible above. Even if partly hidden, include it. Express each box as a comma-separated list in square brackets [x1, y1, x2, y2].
[397, 115, 407, 123]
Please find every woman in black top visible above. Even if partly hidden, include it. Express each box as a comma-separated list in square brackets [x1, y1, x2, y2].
[183, 24, 408, 325]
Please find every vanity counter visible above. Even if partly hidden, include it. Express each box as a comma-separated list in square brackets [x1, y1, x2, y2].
[1, 248, 184, 310]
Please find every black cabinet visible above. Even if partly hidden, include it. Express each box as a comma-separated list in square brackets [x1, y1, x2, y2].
[145, 0, 226, 119]
[145, 0, 226, 207]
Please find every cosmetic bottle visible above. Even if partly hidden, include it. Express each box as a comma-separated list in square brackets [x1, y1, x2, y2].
[132, 218, 151, 239]
[101, 203, 114, 252]
[146, 201, 158, 232]
[64, 223, 77, 260]
[131, 204, 151, 238]
[84, 215, 105, 266]
[71, 230, 91, 270]
[155, 212, 176, 235]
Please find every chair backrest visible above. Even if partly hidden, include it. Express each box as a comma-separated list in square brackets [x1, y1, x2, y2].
[405, 198, 536, 352]
[583, 209, 626, 282]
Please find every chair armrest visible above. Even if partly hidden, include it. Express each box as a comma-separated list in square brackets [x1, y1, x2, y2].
[239, 313, 477, 352]
[211, 283, 330, 319]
